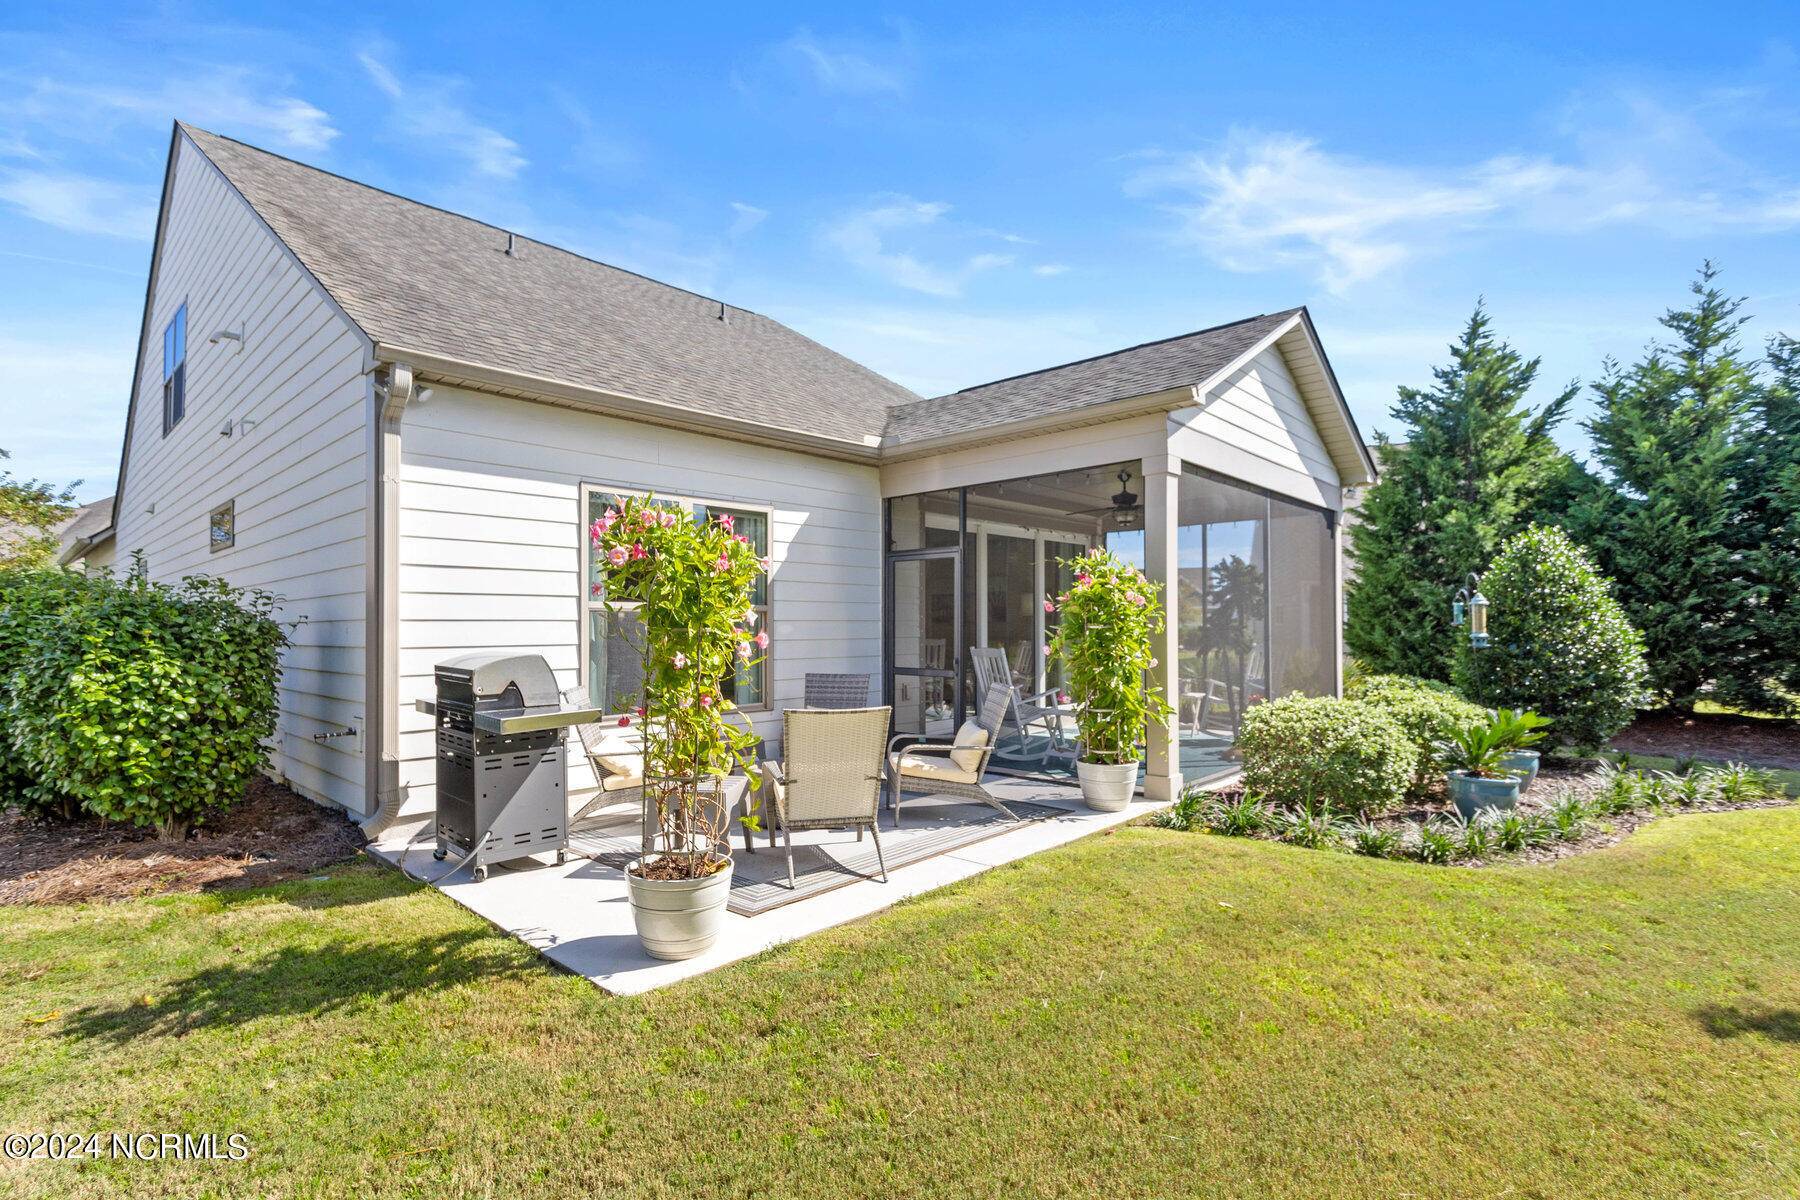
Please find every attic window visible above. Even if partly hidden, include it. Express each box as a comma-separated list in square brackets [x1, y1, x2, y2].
[209, 500, 234, 552]
[162, 303, 187, 434]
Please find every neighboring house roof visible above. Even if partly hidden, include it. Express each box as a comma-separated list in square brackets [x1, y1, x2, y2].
[181, 125, 921, 447]
[29, 495, 113, 566]
[884, 310, 1301, 446]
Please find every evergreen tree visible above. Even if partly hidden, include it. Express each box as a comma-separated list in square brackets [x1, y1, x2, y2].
[1719, 333, 1800, 714]
[1567, 264, 1752, 710]
[1346, 304, 1575, 679]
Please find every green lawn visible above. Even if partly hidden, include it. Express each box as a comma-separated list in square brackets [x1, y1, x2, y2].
[4, 810, 1800, 1199]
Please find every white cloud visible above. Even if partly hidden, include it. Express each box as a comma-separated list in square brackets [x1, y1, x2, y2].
[2, 71, 337, 153]
[783, 27, 910, 96]
[357, 48, 525, 180]
[728, 201, 768, 238]
[1133, 88, 1800, 293]
[823, 197, 1016, 297]
[0, 169, 155, 238]
[1033, 263, 1070, 277]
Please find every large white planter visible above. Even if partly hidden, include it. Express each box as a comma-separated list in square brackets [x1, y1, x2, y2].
[1076, 759, 1139, 812]
[626, 856, 734, 961]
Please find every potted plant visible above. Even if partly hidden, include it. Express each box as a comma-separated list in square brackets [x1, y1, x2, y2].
[1491, 708, 1552, 791]
[1436, 710, 1543, 818]
[590, 495, 766, 960]
[1047, 550, 1174, 811]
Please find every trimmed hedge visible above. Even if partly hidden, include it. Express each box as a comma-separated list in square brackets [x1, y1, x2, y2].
[1346, 673, 1488, 799]
[1455, 526, 1648, 750]
[2, 566, 287, 837]
[1237, 695, 1414, 818]
[0, 569, 96, 811]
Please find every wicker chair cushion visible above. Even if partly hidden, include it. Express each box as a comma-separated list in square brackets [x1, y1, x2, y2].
[890, 751, 980, 785]
[588, 726, 643, 779]
[949, 720, 989, 771]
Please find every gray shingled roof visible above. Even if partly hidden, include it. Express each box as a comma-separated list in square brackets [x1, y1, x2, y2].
[881, 309, 1303, 446]
[182, 125, 921, 445]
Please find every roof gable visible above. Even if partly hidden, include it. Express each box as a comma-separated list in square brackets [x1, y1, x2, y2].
[179, 125, 920, 446]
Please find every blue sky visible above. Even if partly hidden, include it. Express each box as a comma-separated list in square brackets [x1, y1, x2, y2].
[4, 2, 1798, 503]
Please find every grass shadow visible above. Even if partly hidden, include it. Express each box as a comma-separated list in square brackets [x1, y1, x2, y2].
[60, 927, 535, 1044]
[1693, 1003, 1800, 1044]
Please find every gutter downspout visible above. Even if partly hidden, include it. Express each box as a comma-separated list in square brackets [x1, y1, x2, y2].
[360, 362, 413, 836]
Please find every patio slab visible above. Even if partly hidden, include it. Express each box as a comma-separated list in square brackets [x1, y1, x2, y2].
[365, 774, 1194, 995]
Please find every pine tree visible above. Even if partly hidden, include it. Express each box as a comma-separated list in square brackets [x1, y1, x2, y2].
[1345, 304, 1575, 679]
[1718, 333, 1800, 714]
[1567, 263, 1753, 711]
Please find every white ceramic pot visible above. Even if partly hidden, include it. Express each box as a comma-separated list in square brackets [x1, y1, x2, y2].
[1076, 759, 1139, 812]
[625, 856, 734, 961]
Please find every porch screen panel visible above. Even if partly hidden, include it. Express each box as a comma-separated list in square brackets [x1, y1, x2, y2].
[1268, 497, 1337, 698]
[704, 505, 769, 709]
[1179, 468, 1269, 741]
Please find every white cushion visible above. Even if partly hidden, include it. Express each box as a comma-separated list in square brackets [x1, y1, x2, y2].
[587, 726, 643, 782]
[890, 751, 980, 785]
[598, 757, 644, 789]
[949, 721, 989, 771]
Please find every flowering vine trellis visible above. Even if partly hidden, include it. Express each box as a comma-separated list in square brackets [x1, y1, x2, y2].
[1046, 549, 1173, 766]
[590, 494, 767, 879]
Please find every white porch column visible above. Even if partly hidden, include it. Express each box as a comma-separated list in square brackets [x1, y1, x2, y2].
[1141, 453, 1182, 801]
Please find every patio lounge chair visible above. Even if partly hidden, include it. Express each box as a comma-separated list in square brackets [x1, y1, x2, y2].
[970, 646, 1070, 751]
[761, 705, 893, 888]
[887, 682, 1017, 827]
[803, 672, 873, 709]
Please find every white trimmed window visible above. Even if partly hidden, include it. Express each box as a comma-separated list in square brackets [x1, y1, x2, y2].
[161, 302, 187, 434]
[580, 485, 770, 716]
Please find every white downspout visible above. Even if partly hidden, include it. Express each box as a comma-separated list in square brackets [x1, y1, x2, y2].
[360, 362, 413, 836]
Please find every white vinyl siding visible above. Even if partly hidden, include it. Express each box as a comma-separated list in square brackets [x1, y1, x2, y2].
[396, 387, 882, 816]
[109, 134, 371, 812]
[1169, 345, 1344, 510]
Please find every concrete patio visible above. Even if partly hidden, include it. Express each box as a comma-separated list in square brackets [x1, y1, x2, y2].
[366, 775, 1182, 995]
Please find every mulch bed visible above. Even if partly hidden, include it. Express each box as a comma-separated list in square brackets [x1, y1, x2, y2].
[1197, 757, 1793, 868]
[0, 776, 367, 906]
[1610, 710, 1800, 771]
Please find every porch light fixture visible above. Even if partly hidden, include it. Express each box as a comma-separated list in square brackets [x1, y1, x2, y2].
[1452, 573, 1490, 649]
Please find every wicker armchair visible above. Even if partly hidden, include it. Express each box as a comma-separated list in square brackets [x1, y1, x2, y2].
[761, 706, 892, 888]
[802, 672, 873, 710]
[886, 683, 1017, 827]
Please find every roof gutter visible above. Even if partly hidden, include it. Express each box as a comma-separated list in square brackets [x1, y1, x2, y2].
[877, 384, 1203, 464]
[55, 526, 115, 568]
[371, 343, 885, 464]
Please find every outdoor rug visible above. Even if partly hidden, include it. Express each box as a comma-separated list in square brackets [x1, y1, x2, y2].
[569, 796, 1066, 915]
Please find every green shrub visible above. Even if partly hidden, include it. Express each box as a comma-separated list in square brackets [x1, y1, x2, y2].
[0, 568, 96, 809]
[1347, 820, 1402, 858]
[1707, 761, 1783, 804]
[1347, 674, 1488, 798]
[5, 568, 288, 838]
[1454, 525, 1649, 751]
[1152, 784, 1209, 831]
[1203, 792, 1273, 838]
[1410, 818, 1461, 864]
[1238, 695, 1413, 818]
[1269, 799, 1351, 850]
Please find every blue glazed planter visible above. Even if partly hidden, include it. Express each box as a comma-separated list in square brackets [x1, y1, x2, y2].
[1447, 770, 1521, 820]
[1499, 750, 1540, 792]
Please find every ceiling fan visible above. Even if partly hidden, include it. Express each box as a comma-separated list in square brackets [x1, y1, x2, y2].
[1070, 468, 1143, 528]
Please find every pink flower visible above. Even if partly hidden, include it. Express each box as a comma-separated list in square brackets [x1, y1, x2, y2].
[714, 555, 731, 572]
[1125, 590, 1145, 607]
[1076, 573, 1093, 586]
[1058, 692, 1071, 704]
[760, 557, 771, 570]
[737, 642, 751, 659]
[1043, 598, 1055, 613]
[699, 694, 713, 708]
[736, 534, 750, 545]
[635, 706, 646, 717]
[1042, 644, 1051, 658]
[607, 546, 628, 567]
[617, 716, 631, 727]
[717, 512, 734, 531]
[1148, 658, 1159, 669]
[753, 630, 770, 649]
[661, 510, 678, 527]
[742, 608, 758, 626]
[590, 583, 602, 598]
[630, 543, 648, 560]
[672, 651, 689, 669]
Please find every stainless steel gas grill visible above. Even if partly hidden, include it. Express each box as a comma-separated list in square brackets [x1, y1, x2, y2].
[415, 652, 600, 881]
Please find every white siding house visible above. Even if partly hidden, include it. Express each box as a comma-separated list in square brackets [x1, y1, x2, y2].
[103, 132, 373, 812]
[88, 122, 1374, 828]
